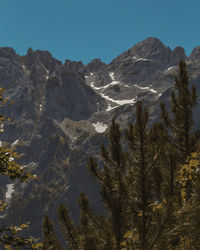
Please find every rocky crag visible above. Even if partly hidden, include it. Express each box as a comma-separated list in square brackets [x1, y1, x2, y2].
[1, 38, 200, 240]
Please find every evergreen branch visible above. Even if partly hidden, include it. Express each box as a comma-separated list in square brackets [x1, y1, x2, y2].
[58, 205, 80, 250]
[165, 135, 188, 154]
[87, 156, 104, 182]
[160, 103, 185, 134]
[146, 146, 165, 175]
[84, 206, 109, 235]
[149, 218, 168, 250]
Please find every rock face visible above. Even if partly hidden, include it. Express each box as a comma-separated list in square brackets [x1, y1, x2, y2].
[82, 58, 106, 75]
[0, 38, 200, 242]
[188, 46, 200, 61]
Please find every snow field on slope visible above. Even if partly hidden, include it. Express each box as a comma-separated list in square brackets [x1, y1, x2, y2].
[90, 72, 120, 90]
[101, 93, 136, 106]
[134, 84, 157, 93]
[92, 122, 108, 133]
[6, 184, 14, 199]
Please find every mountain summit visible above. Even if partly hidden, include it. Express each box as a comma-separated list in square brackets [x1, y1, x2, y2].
[0, 38, 200, 239]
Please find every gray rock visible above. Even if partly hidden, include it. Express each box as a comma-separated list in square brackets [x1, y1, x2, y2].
[188, 46, 200, 61]
[0, 37, 200, 242]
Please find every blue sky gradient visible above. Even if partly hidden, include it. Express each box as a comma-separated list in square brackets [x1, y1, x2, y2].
[0, 0, 199, 64]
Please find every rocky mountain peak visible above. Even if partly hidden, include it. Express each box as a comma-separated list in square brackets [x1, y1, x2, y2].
[129, 37, 172, 63]
[2, 38, 200, 241]
[20, 48, 64, 84]
[86, 58, 105, 70]
[82, 58, 106, 75]
[22, 48, 62, 69]
[27, 47, 34, 54]
[171, 47, 186, 64]
[64, 60, 84, 73]
[0, 47, 18, 60]
[133, 37, 165, 50]
[111, 38, 173, 66]
[188, 46, 200, 61]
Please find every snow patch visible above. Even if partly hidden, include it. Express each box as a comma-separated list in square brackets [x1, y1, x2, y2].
[134, 84, 157, 93]
[90, 82, 104, 90]
[109, 72, 115, 81]
[136, 58, 150, 62]
[45, 70, 49, 80]
[6, 184, 14, 199]
[149, 88, 157, 93]
[12, 139, 19, 146]
[39, 104, 43, 111]
[22, 64, 31, 76]
[101, 93, 136, 106]
[90, 72, 94, 76]
[85, 75, 88, 79]
[106, 103, 118, 111]
[92, 122, 108, 133]
[166, 66, 173, 71]
[90, 72, 120, 90]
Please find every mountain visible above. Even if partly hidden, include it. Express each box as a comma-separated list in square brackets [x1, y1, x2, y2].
[0, 37, 200, 241]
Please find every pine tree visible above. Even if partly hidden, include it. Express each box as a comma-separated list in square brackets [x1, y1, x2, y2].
[160, 60, 199, 160]
[124, 102, 172, 250]
[42, 216, 64, 250]
[97, 119, 127, 250]
[125, 102, 152, 249]
[57, 204, 80, 250]
[159, 60, 200, 248]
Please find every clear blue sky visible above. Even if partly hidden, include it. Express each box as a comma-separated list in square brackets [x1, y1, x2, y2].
[0, 0, 199, 64]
